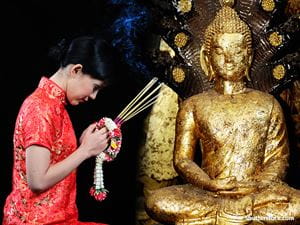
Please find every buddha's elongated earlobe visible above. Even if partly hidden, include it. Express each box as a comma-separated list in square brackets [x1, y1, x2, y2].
[208, 63, 216, 81]
[200, 46, 215, 81]
[245, 53, 253, 81]
[245, 67, 251, 81]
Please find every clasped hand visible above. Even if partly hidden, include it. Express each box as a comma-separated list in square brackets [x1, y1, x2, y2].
[208, 177, 259, 196]
[79, 123, 110, 158]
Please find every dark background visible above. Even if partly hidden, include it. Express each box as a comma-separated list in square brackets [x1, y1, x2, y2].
[0, 0, 147, 224]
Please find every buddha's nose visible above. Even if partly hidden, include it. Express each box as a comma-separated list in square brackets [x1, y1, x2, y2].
[224, 54, 234, 63]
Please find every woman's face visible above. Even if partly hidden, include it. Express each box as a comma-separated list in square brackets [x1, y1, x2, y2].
[66, 66, 105, 105]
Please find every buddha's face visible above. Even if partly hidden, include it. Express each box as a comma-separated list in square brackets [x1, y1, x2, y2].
[210, 33, 251, 81]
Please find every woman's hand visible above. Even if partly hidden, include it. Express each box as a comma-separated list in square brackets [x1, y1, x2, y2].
[79, 123, 110, 158]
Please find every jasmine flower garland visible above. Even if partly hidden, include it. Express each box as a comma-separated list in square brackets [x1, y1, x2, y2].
[90, 117, 122, 201]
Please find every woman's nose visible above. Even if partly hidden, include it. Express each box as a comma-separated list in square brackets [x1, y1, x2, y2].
[89, 92, 97, 100]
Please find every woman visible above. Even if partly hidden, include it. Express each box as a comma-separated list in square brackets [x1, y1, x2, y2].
[3, 36, 115, 224]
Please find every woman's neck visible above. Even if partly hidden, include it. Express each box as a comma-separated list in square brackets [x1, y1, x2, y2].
[214, 78, 246, 95]
[49, 69, 67, 91]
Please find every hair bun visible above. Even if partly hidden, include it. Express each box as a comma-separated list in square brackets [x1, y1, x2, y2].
[48, 38, 68, 63]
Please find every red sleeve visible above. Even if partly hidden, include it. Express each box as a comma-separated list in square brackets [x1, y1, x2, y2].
[21, 99, 57, 151]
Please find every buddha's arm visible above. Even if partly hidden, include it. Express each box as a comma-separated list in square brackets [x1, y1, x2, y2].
[173, 101, 236, 191]
[258, 98, 289, 182]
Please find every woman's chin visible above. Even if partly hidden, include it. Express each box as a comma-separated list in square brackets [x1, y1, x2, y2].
[70, 100, 81, 106]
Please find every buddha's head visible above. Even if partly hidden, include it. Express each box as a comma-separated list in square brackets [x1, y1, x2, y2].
[200, 6, 253, 82]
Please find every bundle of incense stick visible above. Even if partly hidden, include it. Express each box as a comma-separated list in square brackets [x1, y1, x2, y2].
[114, 77, 162, 125]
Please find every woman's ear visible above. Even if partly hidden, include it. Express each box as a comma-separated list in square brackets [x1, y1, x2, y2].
[70, 64, 83, 77]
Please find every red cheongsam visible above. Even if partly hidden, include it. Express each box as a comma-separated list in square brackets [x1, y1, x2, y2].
[3, 77, 106, 225]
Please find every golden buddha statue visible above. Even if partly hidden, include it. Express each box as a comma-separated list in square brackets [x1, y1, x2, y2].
[145, 3, 300, 225]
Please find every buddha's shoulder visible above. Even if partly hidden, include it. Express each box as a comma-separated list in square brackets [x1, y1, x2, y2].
[246, 88, 273, 98]
[183, 90, 216, 103]
[246, 89, 278, 105]
[179, 91, 217, 112]
[247, 89, 284, 115]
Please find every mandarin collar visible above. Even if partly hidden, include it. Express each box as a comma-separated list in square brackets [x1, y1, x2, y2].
[38, 77, 67, 105]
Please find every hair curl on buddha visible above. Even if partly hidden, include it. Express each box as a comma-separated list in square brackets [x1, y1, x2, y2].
[203, 6, 252, 57]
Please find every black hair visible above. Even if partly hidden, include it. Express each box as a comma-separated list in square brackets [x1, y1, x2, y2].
[48, 36, 116, 83]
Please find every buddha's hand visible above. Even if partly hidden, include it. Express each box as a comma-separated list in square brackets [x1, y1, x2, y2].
[252, 173, 279, 185]
[217, 180, 259, 196]
[207, 176, 237, 192]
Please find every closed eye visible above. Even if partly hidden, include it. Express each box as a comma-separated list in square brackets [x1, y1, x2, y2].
[93, 84, 101, 92]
